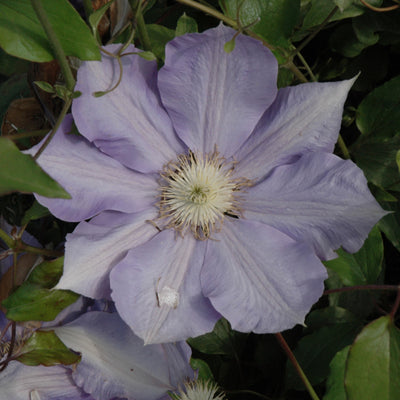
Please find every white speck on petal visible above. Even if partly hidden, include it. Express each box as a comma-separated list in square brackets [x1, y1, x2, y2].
[158, 286, 179, 309]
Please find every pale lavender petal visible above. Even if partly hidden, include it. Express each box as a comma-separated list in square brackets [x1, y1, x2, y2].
[234, 78, 355, 181]
[244, 152, 387, 260]
[201, 219, 327, 333]
[72, 44, 183, 173]
[110, 229, 220, 344]
[26, 115, 157, 222]
[0, 362, 92, 400]
[54, 311, 193, 400]
[55, 209, 158, 298]
[158, 24, 278, 156]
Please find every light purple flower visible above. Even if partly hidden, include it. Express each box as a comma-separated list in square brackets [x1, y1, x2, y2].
[29, 25, 386, 343]
[0, 309, 93, 400]
[0, 308, 193, 400]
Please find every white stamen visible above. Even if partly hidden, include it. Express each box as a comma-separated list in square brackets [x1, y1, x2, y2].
[156, 149, 251, 240]
[173, 380, 226, 400]
[158, 286, 179, 309]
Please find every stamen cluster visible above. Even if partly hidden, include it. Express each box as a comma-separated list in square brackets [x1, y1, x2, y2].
[157, 149, 251, 240]
[173, 380, 226, 400]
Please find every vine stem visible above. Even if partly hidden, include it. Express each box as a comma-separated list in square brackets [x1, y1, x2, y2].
[275, 333, 321, 400]
[33, 97, 71, 160]
[31, 0, 75, 92]
[0, 228, 14, 248]
[0, 226, 62, 258]
[359, 0, 399, 12]
[134, 1, 152, 52]
[18, 243, 63, 258]
[390, 287, 400, 319]
[324, 284, 400, 295]
[337, 134, 350, 159]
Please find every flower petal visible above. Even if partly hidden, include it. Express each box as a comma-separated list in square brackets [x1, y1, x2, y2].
[110, 229, 220, 344]
[54, 311, 194, 400]
[244, 152, 387, 260]
[201, 219, 327, 333]
[234, 78, 355, 181]
[27, 115, 157, 222]
[72, 44, 183, 173]
[55, 209, 158, 298]
[0, 362, 92, 400]
[158, 24, 278, 156]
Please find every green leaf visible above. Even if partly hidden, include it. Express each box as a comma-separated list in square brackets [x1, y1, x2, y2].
[301, 0, 382, 32]
[0, 137, 70, 198]
[378, 201, 400, 252]
[220, 0, 300, 48]
[17, 330, 80, 366]
[397, 150, 400, 173]
[33, 80, 55, 94]
[305, 306, 360, 330]
[21, 201, 50, 225]
[2, 282, 79, 321]
[190, 358, 215, 381]
[0, 0, 100, 62]
[345, 316, 400, 400]
[176, 13, 198, 36]
[146, 24, 175, 61]
[323, 346, 350, 400]
[88, 0, 115, 37]
[369, 183, 398, 202]
[286, 322, 361, 389]
[27, 257, 64, 288]
[138, 51, 157, 61]
[356, 75, 400, 139]
[330, 23, 370, 57]
[188, 318, 247, 356]
[324, 225, 383, 286]
[352, 136, 400, 191]
[0, 48, 30, 77]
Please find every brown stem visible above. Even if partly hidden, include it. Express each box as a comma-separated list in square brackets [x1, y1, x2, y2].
[324, 284, 400, 295]
[390, 287, 400, 319]
[275, 333, 320, 400]
[359, 0, 399, 12]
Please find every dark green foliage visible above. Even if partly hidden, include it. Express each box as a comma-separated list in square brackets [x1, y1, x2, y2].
[1, 0, 400, 398]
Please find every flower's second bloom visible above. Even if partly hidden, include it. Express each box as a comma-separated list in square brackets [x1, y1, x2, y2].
[30, 25, 386, 344]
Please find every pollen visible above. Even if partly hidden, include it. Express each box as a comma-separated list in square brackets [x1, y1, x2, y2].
[156, 148, 251, 240]
[158, 286, 179, 309]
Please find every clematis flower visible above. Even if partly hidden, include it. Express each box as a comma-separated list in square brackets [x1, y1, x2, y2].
[0, 307, 193, 400]
[29, 25, 386, 344]
[0, 309, 94, 400]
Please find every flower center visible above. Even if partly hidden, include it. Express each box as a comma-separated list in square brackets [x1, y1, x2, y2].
[156, 149, 251, 240]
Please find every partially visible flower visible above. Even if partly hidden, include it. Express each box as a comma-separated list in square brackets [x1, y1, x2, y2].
[29, 25, 386, 344]
[0, 306, 194, 400]
[171, 380, 226, 400]
[53, 310, 194, 400]
[0, 310, 93, 400]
